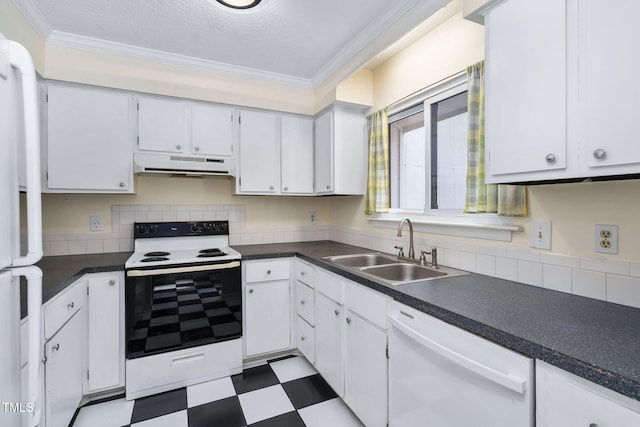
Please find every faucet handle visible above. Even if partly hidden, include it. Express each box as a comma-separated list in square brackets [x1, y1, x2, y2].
[419, 250, 430, 265]
[394, 245, 404, 258]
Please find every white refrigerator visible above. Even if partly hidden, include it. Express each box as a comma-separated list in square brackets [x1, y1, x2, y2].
[0, 34, 44, 427]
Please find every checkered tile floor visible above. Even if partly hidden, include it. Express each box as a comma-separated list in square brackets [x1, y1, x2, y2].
[72, 356, 362, 427]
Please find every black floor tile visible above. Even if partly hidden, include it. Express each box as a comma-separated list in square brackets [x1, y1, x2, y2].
[131, 388, 188, 423]
[249, 411, 306, 427]
[188, 396, 245, 427]
[282, 374, 338, 410]
[231, 364, 280, 394]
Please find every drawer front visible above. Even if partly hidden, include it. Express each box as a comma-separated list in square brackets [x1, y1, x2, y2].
[315, 268, 343, 303]
[44, 279, 85, 339]
[245, 259, 290, 283]
[345, 280, 389, 330]
[296, 315, 315, 364]
[296, 259, 315, 286]
[296, 281, 315, 325]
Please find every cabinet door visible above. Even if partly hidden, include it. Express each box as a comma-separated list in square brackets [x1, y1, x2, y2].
[190, 102, 234, 157]
[281, 115, 313, 194]
[245, 280, 291, 356]
[344, 311, 387, 427]
[580, 0, 640, 172]
[314, 292, 343, 396]
[86, 274, 123, 393]
[485, 0, 567, 181]
[46, 85, 133, 192]
[137, 96, 188, 153]
[45, 310, 83, 427]
[537, 361, 640, 426]
[314, 110, 333, 194]
[237, 110, 278, 193]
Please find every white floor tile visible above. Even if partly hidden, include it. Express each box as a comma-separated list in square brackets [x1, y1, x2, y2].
[237, 384, 294, 425]
[131, 410, 188, 427]
[73, 398, 135, 427]
[270, 356, 317, 383]
[298, 398, 362, 427]
[187, 376, 236, 408]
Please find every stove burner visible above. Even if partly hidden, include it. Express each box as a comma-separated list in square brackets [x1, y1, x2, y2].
[144, 251, 170, 257]
[140, 257, 169, 262]
[199, 248, 225, 255]
[197, 251, 227, 258]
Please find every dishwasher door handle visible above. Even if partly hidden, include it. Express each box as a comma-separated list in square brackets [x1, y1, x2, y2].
[389, 315, 526, 394]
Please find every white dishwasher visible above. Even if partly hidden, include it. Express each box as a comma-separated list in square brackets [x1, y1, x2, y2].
[388, 301, 534, 427]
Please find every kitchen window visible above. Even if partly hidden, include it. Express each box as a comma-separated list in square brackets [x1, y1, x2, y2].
[389, 82, 468, 214]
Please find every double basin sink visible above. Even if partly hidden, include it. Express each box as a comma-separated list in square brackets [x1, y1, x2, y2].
[323, 252, 467, 285]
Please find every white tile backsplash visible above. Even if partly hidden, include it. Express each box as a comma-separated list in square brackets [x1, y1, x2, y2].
[495, 257, 518, 281]
[572, 269, 607, 300]
[517, 260, 543, 287]
[606, 274, 640, 309]
[542, 264, 572, 293]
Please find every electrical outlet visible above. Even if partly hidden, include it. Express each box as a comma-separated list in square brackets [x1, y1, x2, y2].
[90, 215, 103, 232]
[308, 211, 317, 225]
[530, 220, 552, 250]
[595, 224, 618, 254]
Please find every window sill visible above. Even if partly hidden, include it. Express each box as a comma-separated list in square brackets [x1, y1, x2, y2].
[367, 215, 523, 242]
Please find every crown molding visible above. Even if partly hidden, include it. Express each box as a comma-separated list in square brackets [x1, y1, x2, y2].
[11, 0, 52, 40]
[46, 31, 314, 89]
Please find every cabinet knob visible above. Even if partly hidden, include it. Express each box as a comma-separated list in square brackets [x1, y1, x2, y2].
[593, 148, 606, 160]
[346, 317, 352, 324]
[588, 424, 598, 427]
[266, 269, 271, 275]
[284, 186, 288, 191]
[109, 279, 116, 286]
[194, 146, 200, 152]
[334, 309, 340, 316]
[67, 301, 74, 309]
[52, 343, 60, 351]
[545, 153, 556, 164]
[300, 271, 305, 276]
[176, 144, 182, 150]
[300, 299, 305, 305]
[326, 185, 331, 190]
[249, 288, 254, 294]
[300, 336, 306, 341]
[119, 182, 125, 188]
[269, 185, 275, 190]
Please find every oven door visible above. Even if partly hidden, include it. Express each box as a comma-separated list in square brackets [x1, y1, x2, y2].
[125, 260, 242, 359]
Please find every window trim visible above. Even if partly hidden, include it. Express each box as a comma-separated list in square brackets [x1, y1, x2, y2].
[374, 72, 524, 242]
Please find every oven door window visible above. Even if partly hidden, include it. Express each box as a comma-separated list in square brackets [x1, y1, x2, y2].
[126, 265, 242, 359]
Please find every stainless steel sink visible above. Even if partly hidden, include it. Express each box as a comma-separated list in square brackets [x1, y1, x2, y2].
[323, 253, 398, 268]
[324, 252, 468, 285]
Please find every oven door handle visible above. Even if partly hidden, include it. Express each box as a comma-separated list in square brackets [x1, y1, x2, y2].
[127, 261, 240, 277]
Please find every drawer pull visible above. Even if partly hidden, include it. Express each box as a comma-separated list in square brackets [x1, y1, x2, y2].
[300, 299, 305, 305]
[52, 343, 60, 352]
[266, 269, 272, 275]
[593, 149, 606, 160]
[346, 317, 352, 324]
[249, 289, 254, 294]
[334, 309, 340, 316]
[171, 352, 205, 366]
[109, 279, 116, 286]
[67, 301, 74, 309]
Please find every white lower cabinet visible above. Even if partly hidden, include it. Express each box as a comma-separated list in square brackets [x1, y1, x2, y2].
[244, 259, 292, 357]
[45, 310, 83, 427]
[85, 273, 124, 394]
[536, 360, 640, 426]
[314, 291, 344, 395]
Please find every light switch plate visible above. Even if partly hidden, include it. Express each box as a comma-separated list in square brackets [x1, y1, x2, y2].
[530, 221, 551, 250]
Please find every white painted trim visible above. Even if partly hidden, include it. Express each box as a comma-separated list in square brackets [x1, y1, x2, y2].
[11, 0, 52, 40]
[368, 216, 522, 242]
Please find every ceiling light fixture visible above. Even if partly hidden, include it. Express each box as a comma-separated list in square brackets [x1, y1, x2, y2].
[216, 0, 261, 9]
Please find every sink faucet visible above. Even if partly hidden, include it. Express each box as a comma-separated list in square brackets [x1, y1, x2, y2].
[397, 217, 415, 259]
[420, 247, 438, 269]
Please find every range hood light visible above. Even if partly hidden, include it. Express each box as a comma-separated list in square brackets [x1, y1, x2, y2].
[216, 0, 261, 9]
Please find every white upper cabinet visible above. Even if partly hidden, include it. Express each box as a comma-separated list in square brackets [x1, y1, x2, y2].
[485, 0, 568, 180]
[44, 84, 134, 193]
[314, 103, 368, 195]
[190, 102, 234, 157]
[579, 0, 640, 172]
[485, 0, 640, 183]
[137, 95, 189, 154]
[236, 109, 279, 194]
[281, 114, 314, 194]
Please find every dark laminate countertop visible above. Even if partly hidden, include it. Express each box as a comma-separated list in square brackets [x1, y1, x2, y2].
[31, 241, 640, 402]
[20, 252, 131, 318]
[234, 241, 640, 402]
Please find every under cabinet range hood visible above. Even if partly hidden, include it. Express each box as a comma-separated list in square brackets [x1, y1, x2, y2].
[133, 153, 236, 177]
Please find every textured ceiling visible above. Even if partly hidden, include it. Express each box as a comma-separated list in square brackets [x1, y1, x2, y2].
[22, 0, 441, 85]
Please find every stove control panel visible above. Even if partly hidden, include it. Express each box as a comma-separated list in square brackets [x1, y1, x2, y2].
[134, 221, 229, 238]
